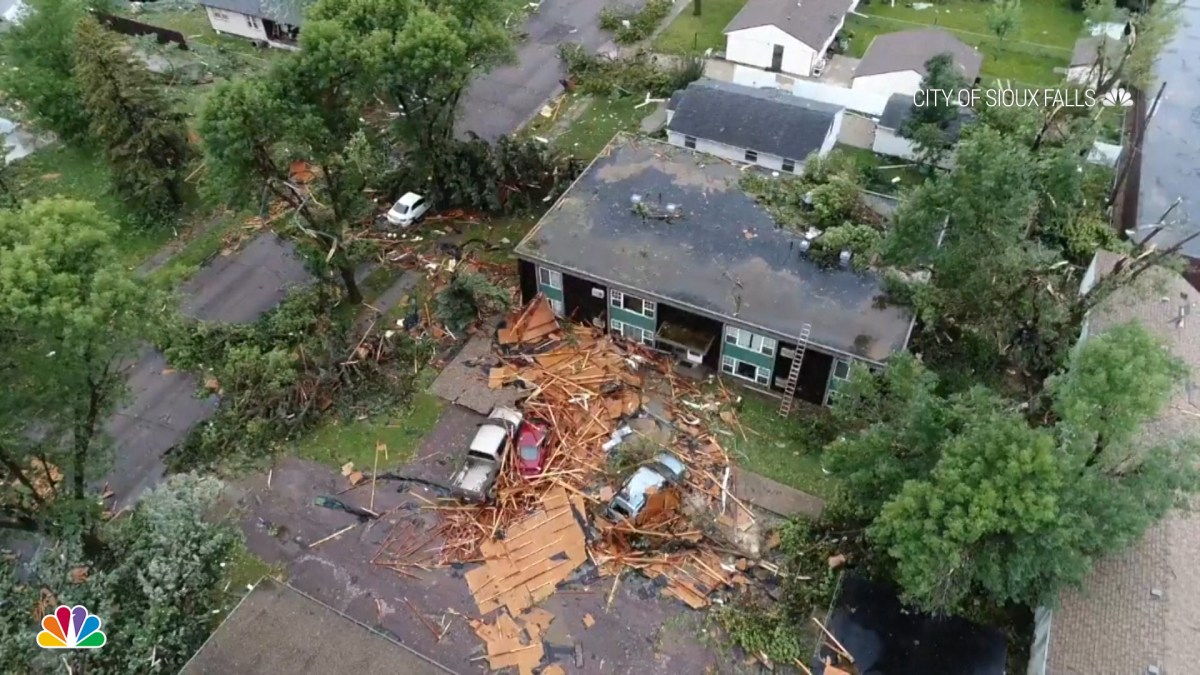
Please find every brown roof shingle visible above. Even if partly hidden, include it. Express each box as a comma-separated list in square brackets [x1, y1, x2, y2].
[1046, 252, 1200, 675]
[724, 0, 856, 50]
[853, 28, 983, 80]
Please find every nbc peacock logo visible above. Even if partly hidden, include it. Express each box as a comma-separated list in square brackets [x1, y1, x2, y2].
[37, 605, 107, 649]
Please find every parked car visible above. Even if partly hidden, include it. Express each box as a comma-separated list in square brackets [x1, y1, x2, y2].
[450, 406, 522, 502]
[515, 420, 549, 477]
[605, 452, 687, 523]
[385, 192, 430, 227]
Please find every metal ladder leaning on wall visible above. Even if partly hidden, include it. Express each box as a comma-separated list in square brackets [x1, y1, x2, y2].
[778, 323, 812, 418]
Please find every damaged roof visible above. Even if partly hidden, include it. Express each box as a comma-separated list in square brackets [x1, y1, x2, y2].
[1047, 252, 1200, 675]
[668, 79, 841, 163]
[724, 0, 855, 50]
[514, 135, 915, 363]
[179, 578, 454, 675]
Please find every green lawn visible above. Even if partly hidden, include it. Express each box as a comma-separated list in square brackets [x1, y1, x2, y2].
[845, 15, 1073, 87]
[835, 145, 927, 195]
[554, 94, 653, 160]
[726, 392, 836, 499]
[294, 387, 446, 471]
[858, 0, 1082, 49]
[654, 0, 747, 55]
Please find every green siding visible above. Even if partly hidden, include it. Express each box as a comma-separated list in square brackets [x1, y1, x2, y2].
[722, 340, 775, 371]
[610, 304, 655, 331]
[538, 283, 563, 302]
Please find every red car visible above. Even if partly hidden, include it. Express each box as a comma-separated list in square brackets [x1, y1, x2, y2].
[515, 420, 549, 477]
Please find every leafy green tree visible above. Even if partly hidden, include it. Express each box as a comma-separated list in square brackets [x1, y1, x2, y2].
[0, 199, 155, 527]
[73, 18, 190, 218]
[903, 54, 970, 166]
[306, 0, 519, 182]
[825, 325, 1200, 614]
[0, 0, 91, 142]
[0, 473, 237, 674]
[986, 0, 1022, 49]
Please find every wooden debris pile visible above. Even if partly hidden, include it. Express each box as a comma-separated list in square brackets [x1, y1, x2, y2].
[4, 458, 62, 508]
[470, 606, 555, 675]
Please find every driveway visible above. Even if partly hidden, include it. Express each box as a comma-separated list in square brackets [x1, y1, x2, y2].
[456, 0, 641, 141]
[229, 404, 724, 675]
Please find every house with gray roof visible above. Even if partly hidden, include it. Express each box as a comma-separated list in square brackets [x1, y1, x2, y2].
[723, 0, 858, 78]
[514, 134, 914, 406]
[665, 79, 844, 174]
[200, 0, 306, 49]
[872, 92, 973, 168]
[851, 28, 983, 99]
[1028, 251, 1200, 675]
[1067, 35, 1126, 85]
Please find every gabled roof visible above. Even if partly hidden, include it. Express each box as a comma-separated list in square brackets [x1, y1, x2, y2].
[854, 28, 983, 81]
[667, 79, 841, 162]
[724, 0, 856, 50]
[200, 0, 307, 25]
[1047, 251, 1200, 675]
[514, 135, 915, 362]
[1070, 35, 1125, 68]
[877, 93, 974, 140]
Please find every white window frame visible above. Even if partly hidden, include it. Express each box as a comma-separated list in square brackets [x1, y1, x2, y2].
[537, 266, 562, 290]
[825, 358, 853, 406]
[721, 355, 770, 386]
[548, 298, 564, 317]
[610, 318, 654, 346]
[744, 149, 759, 163]
[723, 326, 775, 356]
[782, 158, 796, 173]
[609, 289, 655, 319]
[684, 135, 697, 149]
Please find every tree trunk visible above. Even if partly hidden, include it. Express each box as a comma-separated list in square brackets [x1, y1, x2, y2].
[339, 264, 363, 304]
[0, 450, 46, 506]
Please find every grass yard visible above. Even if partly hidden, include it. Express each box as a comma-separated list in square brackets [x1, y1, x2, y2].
[294, 381, 446, 471]
[727, 392, 836, 499]
[553, 94, 654, 160]
[654, 0, 747, 55]
[835, 145, 928, 195]
[857, 0, 1083, 49]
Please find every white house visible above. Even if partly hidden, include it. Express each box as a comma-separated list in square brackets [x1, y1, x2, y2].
[200, 0, 303, 49]
[666, 79, 843, 173]
[1067, 35, 1125, 86]
[723, 0, 858, 78]
[872, 93, 971, 169]
[851, 29, 983, 99]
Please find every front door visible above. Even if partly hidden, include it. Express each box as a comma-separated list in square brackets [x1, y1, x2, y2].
[770, 44, 784, 72]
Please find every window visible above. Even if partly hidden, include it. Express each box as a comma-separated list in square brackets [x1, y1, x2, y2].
[610, 319, 654, 346]
[246, 15, 259, 28]
[782, 158, 796, 173]
[548, 298, 564, 316]
[537, 266, 562, 290]
[724, 326, 775, 356]
[684, 136, 697, 149]
[825, 358, 853, 406]
[744, 149, 759, 163]
[609, 289, 655, 319]
[722, 355, 770, 386]
[212, 9, 228, 19]
[832, 358, 851, 380]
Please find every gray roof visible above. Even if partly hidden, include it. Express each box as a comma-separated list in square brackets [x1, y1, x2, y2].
[200, 0, 307, 26]
[1047, 251, 1200, 675]
[1071, 35, 1125, 68]
[854, 29, 983, 81]
[180, 579, 456, 675]
[724, 0, 855, 50]
[877, 93, 974, 140]
[668, 79, 840, 162]
[514, 135, 915, 362]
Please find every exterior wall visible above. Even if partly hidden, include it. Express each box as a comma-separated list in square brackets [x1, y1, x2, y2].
[203, 5, 268, 42]
[665, 129, 831, 172]
[704, 59, 893, 116]
[820, 109, 844, 156]
[608, 289, 657, 332]
[851, 70, 925, 98]
[725, 26, 816, 77]
[1067, 64, 1098, 85]
[872, 127, 917, 160]
[534, 263, 566, 316]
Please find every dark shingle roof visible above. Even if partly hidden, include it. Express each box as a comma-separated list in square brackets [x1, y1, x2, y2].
[180, 579, 456, 675]
[877, 93, 974, 140]
[668, 80, 840, 162]
[724, 0, 855, 50]
[855, 29, 983, 81]
[514, 135, 915, 362]
[1071, 35, 1125, 67]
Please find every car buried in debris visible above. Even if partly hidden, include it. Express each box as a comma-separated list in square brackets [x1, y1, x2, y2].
[605, 452, 688, 523]
[450, 406, 522, 502]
